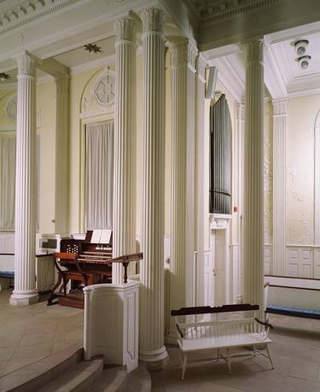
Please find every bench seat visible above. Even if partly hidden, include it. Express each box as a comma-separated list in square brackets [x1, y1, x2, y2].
[180, 332, 272, 352]
[266, 304, 320, 319]
[0, 271, 14, 279]
[171, 304, 273, 379]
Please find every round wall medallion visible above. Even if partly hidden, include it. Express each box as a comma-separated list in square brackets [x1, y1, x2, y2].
[94, 70, 115, 106]
[7, 95, 17, 122]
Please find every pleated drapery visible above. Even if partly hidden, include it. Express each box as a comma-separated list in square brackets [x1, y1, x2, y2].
[0, 133, 16, 231]
[85, 121, 114, 230]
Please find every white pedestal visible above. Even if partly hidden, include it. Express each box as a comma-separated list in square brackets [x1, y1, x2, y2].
[83, 281, 140, 373]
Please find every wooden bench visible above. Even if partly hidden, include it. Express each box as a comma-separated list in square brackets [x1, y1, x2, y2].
[171, 304, 274, 380]
[265, 280, 320, 320]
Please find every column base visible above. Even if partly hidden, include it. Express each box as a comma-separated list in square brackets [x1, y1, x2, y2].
[139, 346, 169, 370]
[10, 290, 39, 306]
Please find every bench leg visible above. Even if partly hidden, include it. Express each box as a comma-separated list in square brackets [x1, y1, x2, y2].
[266, 345, 274, 369]
[227, 348, 231, 374]
[181, 353, 188, 380]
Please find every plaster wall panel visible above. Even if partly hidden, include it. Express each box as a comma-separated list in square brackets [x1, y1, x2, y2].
[286, 96, 320, 244]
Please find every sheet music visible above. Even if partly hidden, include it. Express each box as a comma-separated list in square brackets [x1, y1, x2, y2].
[90, 230, 102, 243]
[100, 229, 112, 244]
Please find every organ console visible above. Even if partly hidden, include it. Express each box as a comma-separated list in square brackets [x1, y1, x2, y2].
[47, 230, 143, 308]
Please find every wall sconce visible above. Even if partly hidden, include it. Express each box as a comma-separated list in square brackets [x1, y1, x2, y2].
[298, 55, 311, 69]
[294, 39, 309, 56]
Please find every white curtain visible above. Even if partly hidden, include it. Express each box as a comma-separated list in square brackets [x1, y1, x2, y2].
[85, 121, 114, 230]
[0, 133, 16, 231]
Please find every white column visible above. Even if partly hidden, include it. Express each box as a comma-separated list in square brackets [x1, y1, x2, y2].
[235, 103, 245, 303]
[196, 54, 207, 307]
[10, 52, 38, 306]
[272, 99, 287, 275]
[185, 42, 198, 306]
[166, 38, 188, 343]
[54, 75, 70, 234]
[113, 16, 136, 284]
[243, 40, 265, 319]
[139, 8, 168, 368]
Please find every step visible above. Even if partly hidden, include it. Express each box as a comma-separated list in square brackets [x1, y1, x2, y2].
[0, 343, 83, 392]
[87, 365, 151, 392]
[36, 356, 104, 392]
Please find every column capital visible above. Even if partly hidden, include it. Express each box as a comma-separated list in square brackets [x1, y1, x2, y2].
[272, 98, 288, 115]
[236, 102, 245, 121]
[16, 51, 36, 76]
[55, 75, 70, 95]
[188, 41, 198, 73]
[140, 8, 165, 34]
[167, 38, 188, 68]
[197, 53, 207, 82]
[244, 39, 264, 63]
[114, 16, 136, 42]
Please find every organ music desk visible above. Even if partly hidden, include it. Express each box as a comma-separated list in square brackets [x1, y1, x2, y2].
[47, 230, 143, 308]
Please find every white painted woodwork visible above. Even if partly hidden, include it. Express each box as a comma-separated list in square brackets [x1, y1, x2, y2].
[54, 75, 70, 234]
[139, 8, 168, 366]
[210, 214, 232, 305]
[10, 52, 38, 306]
[113, 16, 137, 283]
[168, 38, 188, 318]
[243, 40, 265, 319]
[315, 111, 320, 245]
[83, 282, 140, 373]
[272, 99, 287, 275]
[203, 250, 214, 306]
[196, 53, 207, 307]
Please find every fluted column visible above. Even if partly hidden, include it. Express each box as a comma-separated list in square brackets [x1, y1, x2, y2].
[185, 42, 198, 306]
[166, 39, 198, 343]
[272, 99, 287, 275]
[139, 8, 168, 367]
[166, 38, 188, 343]
[236, 103, 245, 303]
[196, 54, 206, 307]
[10, 52, 38, 306]
[54, 75, 70, 234]
[113, 16, 136, 284]
[243, 40, 265, 320]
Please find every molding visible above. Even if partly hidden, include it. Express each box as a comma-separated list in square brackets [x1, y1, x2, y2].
[264, 39, 287, 99]
[79, 107, 115, 119]
[0, 0, 84, 35]
[184, 0, 279, 27]
[70, 54, 116, 75]
[207, 54, 245, 103]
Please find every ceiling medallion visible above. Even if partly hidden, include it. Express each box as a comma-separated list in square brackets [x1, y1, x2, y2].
[84, 43, 102, 53]
[0, 72, 10, 81]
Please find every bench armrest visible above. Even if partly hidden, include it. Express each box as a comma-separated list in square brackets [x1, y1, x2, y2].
[175, 323, 184, 338]
[255, 317, 273, 330]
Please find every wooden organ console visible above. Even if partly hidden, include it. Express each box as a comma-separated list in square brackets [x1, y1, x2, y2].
[47, 230, 143, 308]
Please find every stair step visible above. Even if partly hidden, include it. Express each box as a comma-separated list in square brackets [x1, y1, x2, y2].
[36, 357, 104, 392]
[87, 365, 151, 392]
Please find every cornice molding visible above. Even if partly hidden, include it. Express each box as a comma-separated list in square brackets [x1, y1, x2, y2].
[0, 0, 84, 35]
[183, 0, 279, 28]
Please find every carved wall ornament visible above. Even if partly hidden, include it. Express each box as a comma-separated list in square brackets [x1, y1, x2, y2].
[6, 95, 17, 122]
[94, 69, 115, 106]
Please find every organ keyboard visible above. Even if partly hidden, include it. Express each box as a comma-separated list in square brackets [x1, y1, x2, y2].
[48, 231, 143, 308]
